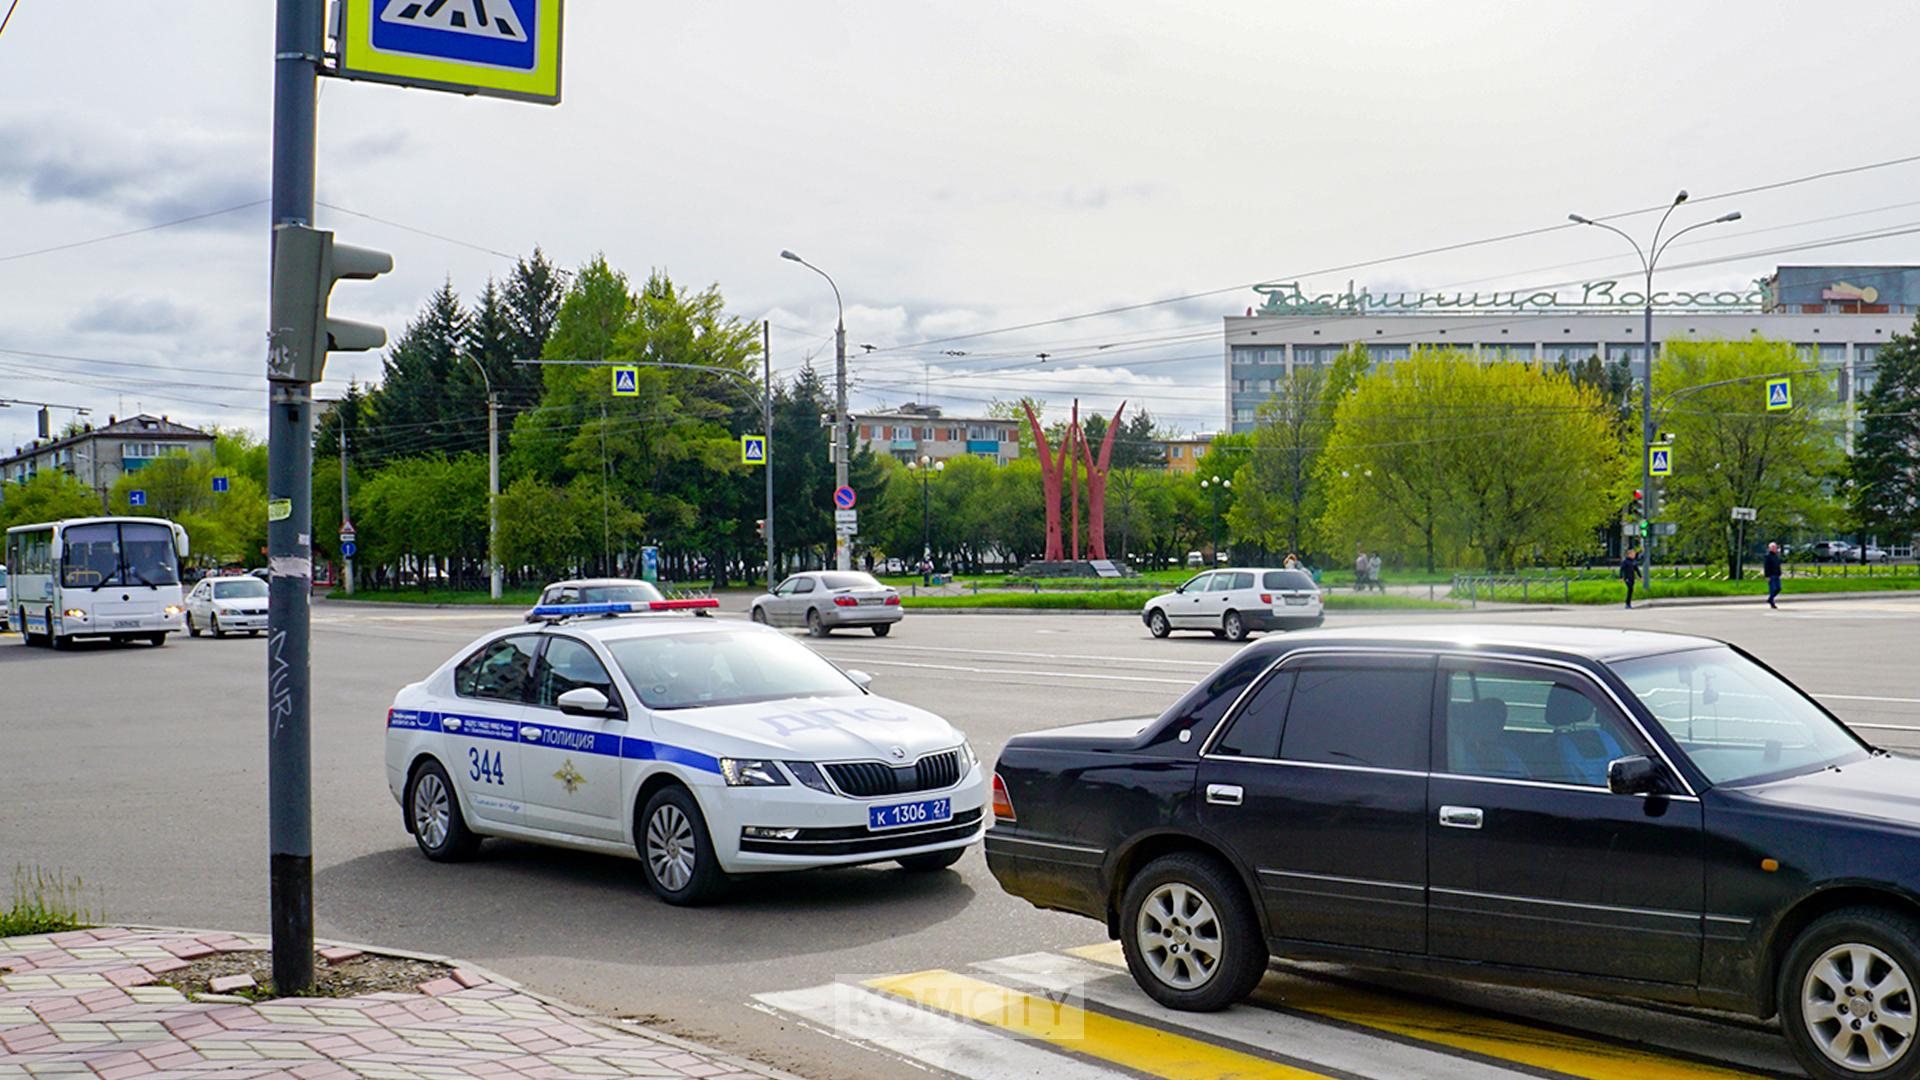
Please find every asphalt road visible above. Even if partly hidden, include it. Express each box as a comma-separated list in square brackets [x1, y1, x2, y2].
[3, 594, 1918, 1078]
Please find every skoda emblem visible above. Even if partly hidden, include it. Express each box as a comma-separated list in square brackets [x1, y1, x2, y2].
[890, 746, 908, 761]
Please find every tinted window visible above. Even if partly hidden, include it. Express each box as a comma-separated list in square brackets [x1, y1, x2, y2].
[604, 629, 859, 710]
[535, 637, 618, 708]
[120, 523, 180, 585]
[1263, 570, 1315, 591]
[213, 579, 268, 599]
[1226, 572, 1254, 590]
[61, 523, 120, 587]
[820, 572, 880, 589]
[454, 636, 538, 703]
[579, 583, 663, 605]
[792, 577, 816, 594]
[1212, 671, 1294, 758]
[1443, 665, 1642, 786]
[1280, 664, 1431, 771]
[1158, 649, 1282, 744]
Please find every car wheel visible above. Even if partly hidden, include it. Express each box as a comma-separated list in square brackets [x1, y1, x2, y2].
[806, 608, 827, 637]
[1223, 611, 1248, 642]
[1119, 852, 1267, 1012]
[750, 606, 767, 624]
[210, 614, 225, 639]
[408, 761, 482, 862]
[186, 615, 201, 638]
[871, 623, 891, 638]
[639, 786, 726, 905]
[1780, 907, 1920, 1080]
[1148, 609, 1171, 639]
[896, 847, 965, 872]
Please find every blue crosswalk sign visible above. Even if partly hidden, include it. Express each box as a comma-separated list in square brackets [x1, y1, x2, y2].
[212, 476, 229, 494]
[129, 490, 147, 507]
[611, 366, 639, 396]
[1767, 377, 1792, 411]
[1649, 447, 1672, 477]
[333, 0, 563, 106]
[741, 435, 767, 465]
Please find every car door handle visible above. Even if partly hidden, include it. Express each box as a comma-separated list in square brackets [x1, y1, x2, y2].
[1206, 783, 1243, 806]
[1438, 805, 1483, 830]
[440, 718, 462, 733]
[519, 725, 543, 742]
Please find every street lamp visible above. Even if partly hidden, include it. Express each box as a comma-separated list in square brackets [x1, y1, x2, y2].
[462, 355, 502, 601]
[1199, 474, 1231, 563]
[1569, 192, 1742, 584]
[909, 455, 945, 581]
[781, 249, 851, 571]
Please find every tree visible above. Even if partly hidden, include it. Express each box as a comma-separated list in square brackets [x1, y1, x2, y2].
[1658, 339, 1842, 578]
[0, 470, 102, 531]
[1229, 366, 1330, 560]
[1850, 316, 1920, 546]
[366, 280, 471, 462]
[1318, 352, 1461, 572]
[1099, 407, 1160, 561]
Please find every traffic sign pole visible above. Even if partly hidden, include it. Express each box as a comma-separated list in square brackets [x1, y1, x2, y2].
[763, 320, 775, 592]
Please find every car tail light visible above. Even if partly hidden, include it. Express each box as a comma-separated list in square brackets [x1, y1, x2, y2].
[991, 773, 1016, 822]
[1259, 593, 1272, 604]
[884, 594, 901, 606]
[834, 595, 859, 607]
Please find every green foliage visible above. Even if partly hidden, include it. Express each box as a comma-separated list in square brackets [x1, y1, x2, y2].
[0, 470, 102, 532]
[2, 865, 98, 936]
[106, 432, 269, 567]
[1229, 365, 1332, 559]
[1849, 315, 1920, 540]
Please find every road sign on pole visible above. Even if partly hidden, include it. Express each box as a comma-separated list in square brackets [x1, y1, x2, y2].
[833, 485, 857, 510]
[1766, 377, 1792, 411]
[129, 490, 147, 507]
[611, 366, 639, 396]
[340, 541, 357, 558]
[741, 435, 767, 465]
[332, 0, 564, 104]
[1648, 446, 1673, 477]
[212, 476, 230, 493]
[1730, 506, 1758, 522]
[834, 509, 858, 527]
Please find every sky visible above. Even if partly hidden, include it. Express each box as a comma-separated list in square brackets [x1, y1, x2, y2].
[3, 0, 1920, 455]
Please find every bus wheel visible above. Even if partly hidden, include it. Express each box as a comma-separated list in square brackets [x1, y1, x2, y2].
[51, 634, 73, 651]
[147, 633, 167, 647]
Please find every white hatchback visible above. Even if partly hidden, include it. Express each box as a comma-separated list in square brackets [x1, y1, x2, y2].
[384, 601, 986, 905]
[1142, 567, 1324, 641]
[185, 574, 269, 638]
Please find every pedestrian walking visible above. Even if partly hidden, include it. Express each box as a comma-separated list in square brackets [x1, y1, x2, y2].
[1620, 547, 1641, 609]
[1367, 552, 1385, 593]
[1353, 546, 1370, 591]
[1764, 542, 1783, 609]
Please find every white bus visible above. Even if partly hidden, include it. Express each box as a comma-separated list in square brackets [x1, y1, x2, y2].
[5, 517, 190, 648]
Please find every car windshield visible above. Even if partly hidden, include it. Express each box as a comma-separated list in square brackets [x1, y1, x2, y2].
[604, 629, 862, 710]
[818, 572, 881, 590]
[60, 522, 179, 588]
[1263, 570, 1316, 591]
[213, 579, 268, 599]
[579, 583, 664, 605]
[1613, 646, 1869, 786]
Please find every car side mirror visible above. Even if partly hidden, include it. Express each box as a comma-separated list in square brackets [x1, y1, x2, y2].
[557, 687, 619, 718]
[1607, 755, 1659, 796]
[845, 669, 874, 691]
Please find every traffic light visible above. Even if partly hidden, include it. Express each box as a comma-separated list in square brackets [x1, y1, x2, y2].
[755, 518, 767, 538]
[268, 224, 392, 383]
[1629, 489, 1644, 518]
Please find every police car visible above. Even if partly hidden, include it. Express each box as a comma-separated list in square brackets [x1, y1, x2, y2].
[384, 599, 987, 904]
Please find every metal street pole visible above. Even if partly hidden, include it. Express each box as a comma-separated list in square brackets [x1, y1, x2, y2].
[763, 320, 775, 592]
[781, 250, 849, 571]
[267, 0, 320, 994]
[486, 391, 500, 599]
[339, 430, 353, 595]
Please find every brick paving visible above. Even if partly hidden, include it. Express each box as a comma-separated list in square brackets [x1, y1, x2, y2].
[1, 928, 785, 1079]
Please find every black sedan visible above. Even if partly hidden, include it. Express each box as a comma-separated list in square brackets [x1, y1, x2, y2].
[985, 625, 1920, 1080]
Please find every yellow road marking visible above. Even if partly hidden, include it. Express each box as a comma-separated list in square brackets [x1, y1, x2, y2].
[1071, 942, 1756, 1080]
[865, 969, 1330, 1079]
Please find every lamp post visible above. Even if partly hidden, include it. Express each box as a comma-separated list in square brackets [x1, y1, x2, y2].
[1199, 474, 1230, 563]
[463, 355, 501, 601]
[909, 455, 944, 577]
[1570, 193, 1741, 584]
[781, 249, 850, 571]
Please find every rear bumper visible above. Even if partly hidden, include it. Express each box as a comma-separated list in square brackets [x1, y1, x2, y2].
[822, 606, 903, 627]
[1244, 609, 1323, 631]
[985, 829, 1108, 922]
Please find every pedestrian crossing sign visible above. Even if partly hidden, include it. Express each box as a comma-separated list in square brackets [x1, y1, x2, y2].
[611, 366, 639, 397]
[332, 0, 564, 105]
[1766, 377, 1792, 411]
[1649, 446, 1672, 476]
[741, 435, 768, 465]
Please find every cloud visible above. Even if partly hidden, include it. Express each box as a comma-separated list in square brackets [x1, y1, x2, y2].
[68, 294, 201, 336]
[0, 109, 263, 225]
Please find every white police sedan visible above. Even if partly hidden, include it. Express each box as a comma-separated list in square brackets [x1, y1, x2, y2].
[384, 599, 987, 904]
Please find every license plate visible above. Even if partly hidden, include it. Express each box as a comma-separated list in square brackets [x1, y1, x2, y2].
[869, 797, 952, 831]
[1284, 597, 1309, 605]
[112, 619, 141, 628]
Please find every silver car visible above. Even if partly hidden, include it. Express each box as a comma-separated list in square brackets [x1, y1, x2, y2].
[751, 571, 902, 637]
[526, 578, 666, 622]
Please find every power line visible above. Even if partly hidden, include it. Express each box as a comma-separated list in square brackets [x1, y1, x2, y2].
[0, 199, 267, 263]
[317, 202, 517, 259]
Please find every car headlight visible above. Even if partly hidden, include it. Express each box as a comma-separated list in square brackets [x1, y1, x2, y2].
[957, 739, 978, 772]
[163, 605, 184, 617]
[62, 608, 88, 621]
[718, 758, 789, 787]
[783, 760, 835, 794]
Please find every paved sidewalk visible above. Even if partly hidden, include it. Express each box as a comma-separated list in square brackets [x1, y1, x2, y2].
[0, 928, 787, 1079]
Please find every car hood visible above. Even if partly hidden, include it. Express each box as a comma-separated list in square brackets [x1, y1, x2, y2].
[1729, 754, 1920, 830]
[648, 693, 962, 762]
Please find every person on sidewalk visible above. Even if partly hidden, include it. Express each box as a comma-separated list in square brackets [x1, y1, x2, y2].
[1764, 542, 1784, 609]
[1354, 546, 1370, 591]
[1367, 552, 1385, 593]
[1620, 547, 1641, 609]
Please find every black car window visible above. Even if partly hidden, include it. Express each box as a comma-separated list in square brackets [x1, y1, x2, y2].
[1279, 662, 1432, 771]
[1263, 570, 1315, 591]
[1211, 670, 1294, 758]
[454, 635, 538, 703]
[1442, 663, 1643, 787]
[534, 637, 618, 709]
[1156, 648, 1276, 745]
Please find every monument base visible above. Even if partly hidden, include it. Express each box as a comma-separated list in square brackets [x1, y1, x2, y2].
[1017, 559, 1135, 579]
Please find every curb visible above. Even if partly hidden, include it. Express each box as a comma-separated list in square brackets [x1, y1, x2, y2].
[1458, 587, 1920, 612]
[119, 924, 804, 1080]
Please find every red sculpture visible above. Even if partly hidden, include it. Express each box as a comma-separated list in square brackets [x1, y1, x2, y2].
[1023, 399, 1127, 564]
[1080, 402, 1125, 561]
[1023, 401, 1064, 561]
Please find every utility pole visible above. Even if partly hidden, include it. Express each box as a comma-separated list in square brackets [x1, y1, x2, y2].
[339, 430, 353, 595]
[764, 320, 775, 591]
[486, 391, 500, 599]
[266, 0, 321, 996]
[779, 250, 849, 570]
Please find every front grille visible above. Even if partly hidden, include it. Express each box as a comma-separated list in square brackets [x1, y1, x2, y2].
[738, 808, 984, 855]
[824, 748, 964, 798]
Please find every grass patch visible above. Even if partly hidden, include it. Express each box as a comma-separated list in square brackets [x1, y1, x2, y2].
[902, 590, 1458, 611]
[1, 865, 98, 936]
[1459, 575, 1920, 605]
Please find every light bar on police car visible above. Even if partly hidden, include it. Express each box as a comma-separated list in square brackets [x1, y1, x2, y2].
[528, 598, 721, 619]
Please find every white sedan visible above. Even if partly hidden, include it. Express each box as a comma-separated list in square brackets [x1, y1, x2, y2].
[185, 574, 270, 638]
[383, 599, 986, 904]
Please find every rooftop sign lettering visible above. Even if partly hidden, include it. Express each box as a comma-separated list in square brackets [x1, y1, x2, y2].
[1253, 279, 1764, 316]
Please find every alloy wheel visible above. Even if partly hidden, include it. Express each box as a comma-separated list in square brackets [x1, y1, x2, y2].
[1802, 942, 1916, 1072]
[647, 804, 697, 892]
[1136, 882, 1223, 990]
[412, 772, 450, 850]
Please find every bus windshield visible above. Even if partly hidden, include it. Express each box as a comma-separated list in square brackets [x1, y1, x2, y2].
[61, 522, 180, 589]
